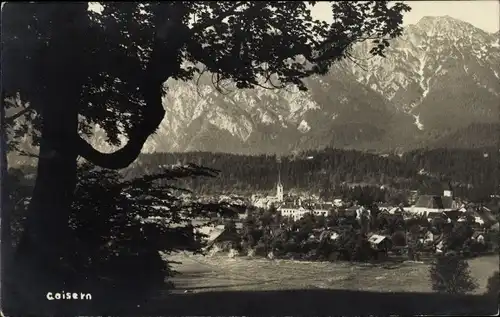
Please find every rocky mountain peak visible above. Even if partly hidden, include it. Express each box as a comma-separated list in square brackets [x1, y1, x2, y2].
[404, 17, 494, 51]
[414, 15, 483, 35]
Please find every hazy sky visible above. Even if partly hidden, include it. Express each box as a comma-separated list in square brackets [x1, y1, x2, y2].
[4, 2, 498, 33]
[311, 1, 500, 33]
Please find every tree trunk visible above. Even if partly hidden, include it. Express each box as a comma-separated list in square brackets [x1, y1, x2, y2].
[15, 94, 80, 277]
[0, 90, 13, 305]
[10, 5, 87, 311]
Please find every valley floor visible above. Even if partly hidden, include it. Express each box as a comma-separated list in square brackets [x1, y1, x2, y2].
[138, 252, 499, 315]
[167, 252, 498, 294]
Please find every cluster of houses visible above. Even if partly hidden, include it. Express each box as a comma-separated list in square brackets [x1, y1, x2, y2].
[199, 212, 496, 260]
[249, 175, 498, 230]
[186, 173, 498, 259]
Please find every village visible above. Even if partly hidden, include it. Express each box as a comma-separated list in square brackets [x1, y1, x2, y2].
[192, 171, 500, 263]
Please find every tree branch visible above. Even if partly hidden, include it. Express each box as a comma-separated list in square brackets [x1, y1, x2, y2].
[77, 81, 166, 169]
[5, 105, 33, 124]
[76, 133, 145, 170]
[188, 2, 245, 35]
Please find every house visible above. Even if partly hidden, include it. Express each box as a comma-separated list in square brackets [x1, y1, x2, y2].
[319, 229, 340, 241]
[422, 230, 434, 244]
[354, 206, 371, 219]
[432, 234, 446, 254]
[388, 206, 404, 215]
[279, 203, 309, 221]
[368, 234, 393, 252]
[252, 196, 275, 209]
[471, 232, 486, 244]
[490, 222, 500, 231]
[428, 211, 451, 224]
[409, 190, 419, 204]
[196, 224, 240, 251]
[345, 206, 362, 217]
[308, 230, 323, 242]
[333, 198, 344, 207]
[309, 203, 331, 217]
[329, 231, 340, 240]
[410, 191, 460, 215]
[368, 234, 392, 260]
[278, 202, 331, 221]
[474, 208, 498, 228]
[458, 207, 498, 228]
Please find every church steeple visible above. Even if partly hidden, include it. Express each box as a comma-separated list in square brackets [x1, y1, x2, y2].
[276, 158, 283, 202]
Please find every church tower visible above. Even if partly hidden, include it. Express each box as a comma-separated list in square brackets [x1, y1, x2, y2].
[276, 165, 284, 202]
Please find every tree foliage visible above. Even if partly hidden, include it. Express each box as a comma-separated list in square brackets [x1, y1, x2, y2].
[2, 2, 411, 313]
[4, 167, 34, 247]
[6, 162, 234, 311]
[486, 271, 499, 299]
[429, 255, 478, 295]
[3, 2, 410, 169]
[70, 162, 227, 263]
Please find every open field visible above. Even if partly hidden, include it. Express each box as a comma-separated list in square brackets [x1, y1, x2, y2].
[127, 252, 499, 315]
[167, 252, 499, 294]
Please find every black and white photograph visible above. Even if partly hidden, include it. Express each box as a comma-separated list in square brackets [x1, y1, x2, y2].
[1, 1, 499, 315]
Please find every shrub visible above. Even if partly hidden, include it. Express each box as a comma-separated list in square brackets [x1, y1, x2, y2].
[350, 235, 373, 262]
[485, 230, 499, 252]
[303, 249, 319, 261]
[486, 271, 499, 299]
[5, 168, 34, 248]
[328, 251, 341, 262]
[254, 242, 268, 257]
[429, 254, 478, 295]
[391, 231, 407, 247]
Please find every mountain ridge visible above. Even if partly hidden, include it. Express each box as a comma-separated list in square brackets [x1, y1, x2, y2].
[130, 15, 498, 155]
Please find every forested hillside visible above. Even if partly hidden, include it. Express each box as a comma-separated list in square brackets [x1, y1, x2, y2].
[430, 123, 499, 149]
[123, 147, 498, 201]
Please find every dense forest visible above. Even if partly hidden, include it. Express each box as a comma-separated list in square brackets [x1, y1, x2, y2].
[430, 123, 500, 150]
[123, 147, 498, 202]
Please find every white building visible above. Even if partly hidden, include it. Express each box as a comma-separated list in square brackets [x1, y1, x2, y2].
[278, 202, 331, 221]
[279, 204, 309, 221]
[355, 206, 371, 220]
[409, 191, 460, 215]
[310, 203, 330, 217]
[333, 198, 344, 207]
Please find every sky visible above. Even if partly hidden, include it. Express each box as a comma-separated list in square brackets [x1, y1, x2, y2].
[311, 1, 500, 33]
[4, 1, 499, 33]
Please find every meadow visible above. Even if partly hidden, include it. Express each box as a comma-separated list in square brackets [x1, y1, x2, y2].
[167, 252, 498, 294]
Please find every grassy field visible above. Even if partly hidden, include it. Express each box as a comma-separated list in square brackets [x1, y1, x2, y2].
[23, 252, 493, 315]
[167, 252, 499, 294]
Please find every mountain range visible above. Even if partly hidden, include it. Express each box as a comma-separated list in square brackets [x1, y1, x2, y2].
[128, 15, 500, 156]
[7, 16, 500, 166]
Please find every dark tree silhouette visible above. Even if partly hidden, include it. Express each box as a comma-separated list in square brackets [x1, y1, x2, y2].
[241, 211, 260, 252]
[2, 1, 410, 311]
[6, 161, 232, 314]
[4, 168, 33, 248]
[391, 230, 407, 247]
[429, 255, 478, 295]
[446, 222, 474, 251]
[486, 271, 499, 299]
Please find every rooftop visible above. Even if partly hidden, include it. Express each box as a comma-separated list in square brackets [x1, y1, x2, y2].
[414, 195, 458, 210]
